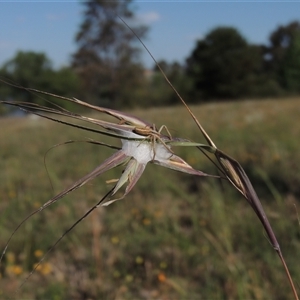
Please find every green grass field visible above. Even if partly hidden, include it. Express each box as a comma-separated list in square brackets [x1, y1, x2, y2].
[1, 97, 300, 299]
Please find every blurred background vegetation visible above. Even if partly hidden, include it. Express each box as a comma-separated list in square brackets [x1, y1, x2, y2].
[1, 1, 300, 299]
[0, 0, 300, 113]
[1, 99, 300, 299]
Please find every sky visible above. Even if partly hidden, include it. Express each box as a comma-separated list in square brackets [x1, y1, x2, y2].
[0, 1, 300, 70]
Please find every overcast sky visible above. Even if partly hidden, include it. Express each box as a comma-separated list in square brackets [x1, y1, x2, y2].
[1, 1, 300, 69]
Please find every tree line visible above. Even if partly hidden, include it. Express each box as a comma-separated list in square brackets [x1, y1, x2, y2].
[1, 0, 300, 113]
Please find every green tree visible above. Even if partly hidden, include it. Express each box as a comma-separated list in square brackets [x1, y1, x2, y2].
[267, 21, 300, 93]
[0, 51, 79, 109]
[186, 27, 264, 100]
[283, 31, 300, 92]
[146, 60, 191, 107]
[0, 51, 52, 103]
[72, 0, 148, 108]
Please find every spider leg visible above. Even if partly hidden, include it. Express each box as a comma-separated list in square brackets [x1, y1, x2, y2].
[158, 125, 173, 140]
[152, 133, 174, 160]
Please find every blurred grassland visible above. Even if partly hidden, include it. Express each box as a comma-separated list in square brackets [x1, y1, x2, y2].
[0, 97, 300, 299]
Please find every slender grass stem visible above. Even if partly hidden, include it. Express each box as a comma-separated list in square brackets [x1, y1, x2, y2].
[277, 250, 299, 300]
